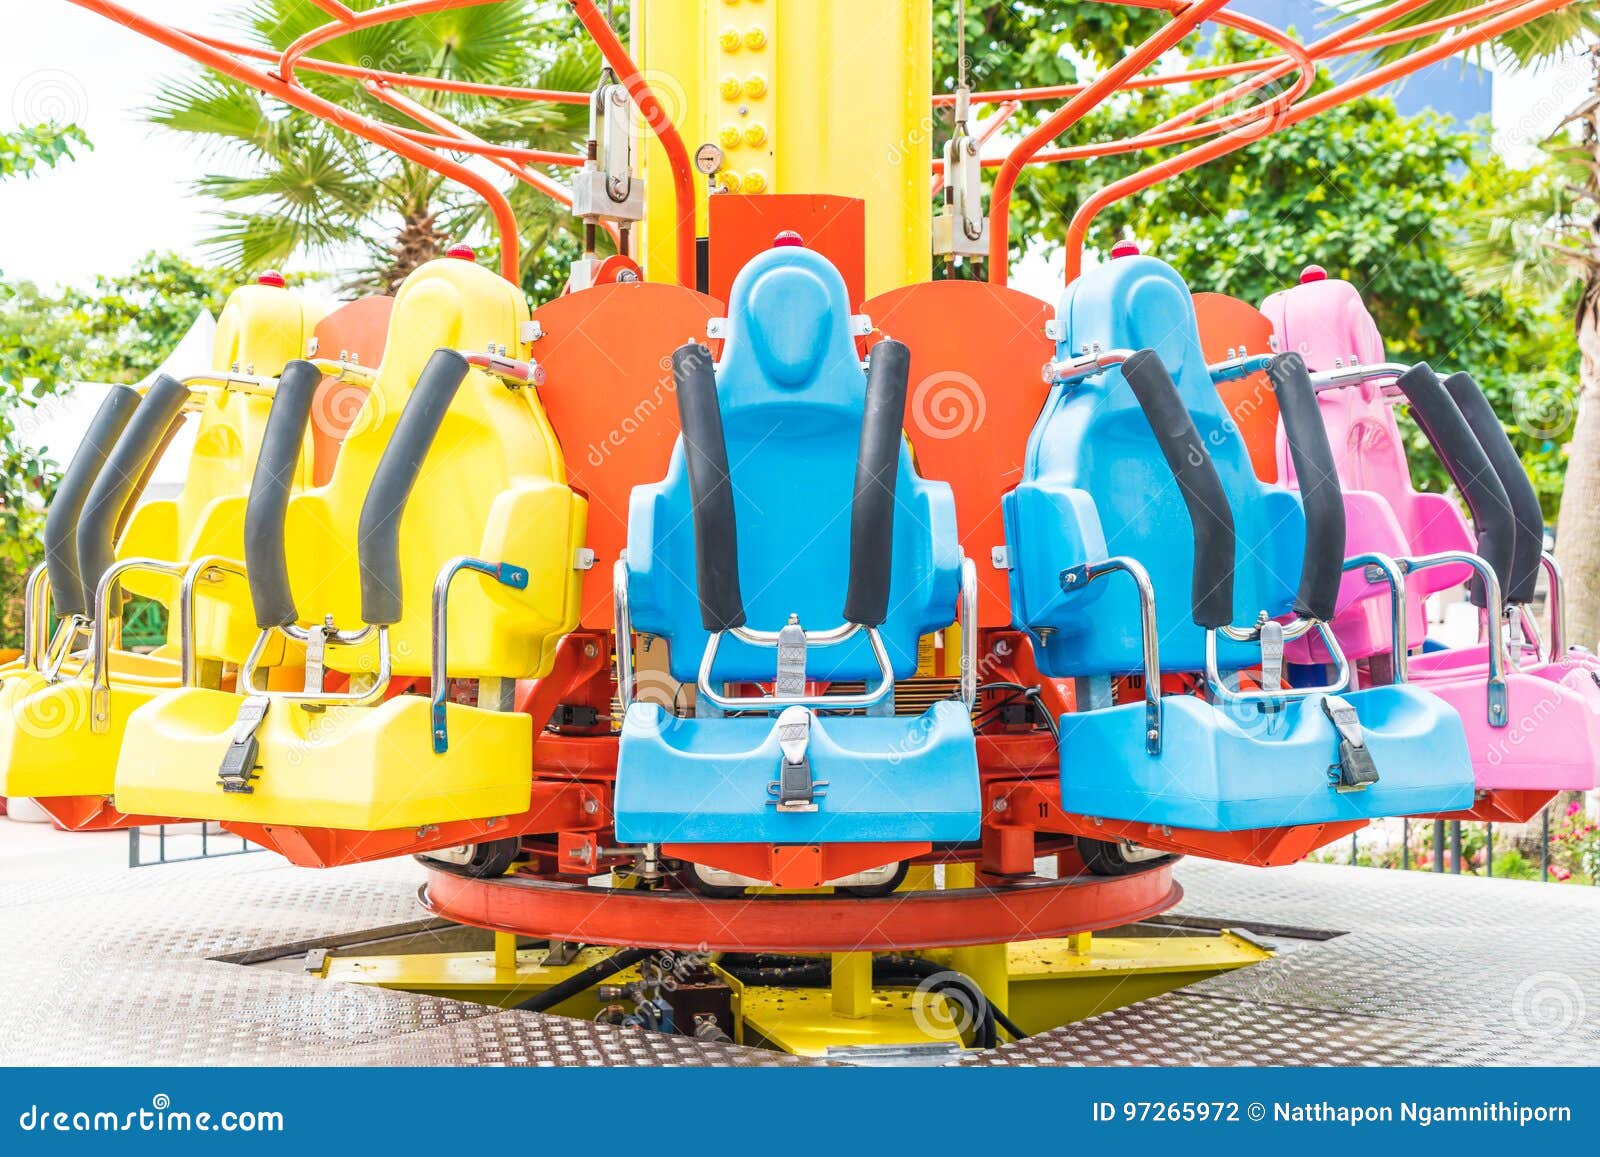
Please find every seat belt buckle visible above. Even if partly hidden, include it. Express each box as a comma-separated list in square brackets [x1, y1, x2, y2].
[1322, 694, 1378, 792]
[768, 705, 826, 812]
[774, 614, 807, 699]
[218, 694, 271, 794]
[1259, 619, 1285, 693]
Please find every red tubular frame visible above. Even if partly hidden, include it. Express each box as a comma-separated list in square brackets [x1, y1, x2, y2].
[73, 0, 696, 287]
[77, 0, 1561, 290]
[986, 0, 1234, 281]
[1059, 0, 1571, 280]
[72, 0, 528, 282]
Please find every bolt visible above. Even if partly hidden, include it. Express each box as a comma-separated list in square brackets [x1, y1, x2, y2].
[1147, 728, 1160, 741]
[584, 642, 600, 659]
[583, 798, 599, 815]
[992, 797, 1009, 813]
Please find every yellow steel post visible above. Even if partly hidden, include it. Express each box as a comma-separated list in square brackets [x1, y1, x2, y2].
[494, 931, 519, 973]
[635, 0, 932, 295]
[1068, 931, 1093, 955]
[831, 951, 873, 1019]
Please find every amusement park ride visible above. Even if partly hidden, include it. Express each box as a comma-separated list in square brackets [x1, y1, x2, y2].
[2, 0, 1593, 1055]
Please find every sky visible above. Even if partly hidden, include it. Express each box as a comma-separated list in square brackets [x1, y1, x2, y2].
[0, 2, 1592, 294]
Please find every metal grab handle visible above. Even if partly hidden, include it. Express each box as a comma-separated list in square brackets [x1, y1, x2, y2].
[1057, 556, 1162, 754]
[19, 562, 51, 670]
[1399, 550, 1510, 727]
[1540, 551, 1565, 661]
[1041, 346, 1137, 386]
[238, 622, 389, 706]
[688, 556, 979, 714]
[429, 555, 530, 754]
[1343, 552, 1410, 683]
[1308, 362, 1415, 394]
[1207, 352, 1273, 383]
[698, 622, 895, 712]
[88, 555, 253, 731]
[1205, 616, 1353, 706]
[177, 555, 248, 684]
[89, 557, 187, 733]
[957, 557, 977, 711]
[175, 357, 380, 402]
[613, 558, 637, 711]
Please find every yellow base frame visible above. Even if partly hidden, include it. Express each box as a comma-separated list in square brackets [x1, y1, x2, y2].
[316, 930, 1270, 1056]
[114, 688, 533, 829]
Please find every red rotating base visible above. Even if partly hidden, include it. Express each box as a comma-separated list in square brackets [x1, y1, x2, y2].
[419, 860, 1182, 952]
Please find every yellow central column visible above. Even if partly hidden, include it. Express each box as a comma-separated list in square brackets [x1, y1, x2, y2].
[635, 0, 932, 296]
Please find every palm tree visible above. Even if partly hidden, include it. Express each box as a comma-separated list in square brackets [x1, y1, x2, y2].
[1345, 1, 1600, 645]
[148, 0, 597, 293]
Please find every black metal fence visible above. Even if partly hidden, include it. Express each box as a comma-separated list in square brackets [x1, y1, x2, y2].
[128, 823, 259, 868]
[1331, 796, 1598, 884]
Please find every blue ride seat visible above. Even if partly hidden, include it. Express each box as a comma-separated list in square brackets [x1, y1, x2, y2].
[1003, 253, 1472, 831]
[614, 241, 979, 847]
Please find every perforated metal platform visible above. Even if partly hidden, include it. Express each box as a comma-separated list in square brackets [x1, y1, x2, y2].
[1, 832, 1595, 1066]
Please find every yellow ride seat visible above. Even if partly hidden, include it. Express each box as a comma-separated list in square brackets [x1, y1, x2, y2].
[0, 279, 321, 802]
[114, 255, 587, 831]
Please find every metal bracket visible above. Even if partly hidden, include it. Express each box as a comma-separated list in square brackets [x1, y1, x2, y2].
[768, 705, 825, 812]
[431, 557, 530, 753]
[218, 694, 271, 794]
[990, 545, 1012, 571]
[1322, 694, 1379, 793]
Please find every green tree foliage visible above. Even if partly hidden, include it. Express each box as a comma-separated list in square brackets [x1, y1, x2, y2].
[0, 120, 91, 643]
[147, 0, 597, 294]
[929, 15, 1578, 514]
[0, 253, 233, 642]
[0, 123, 88, 180]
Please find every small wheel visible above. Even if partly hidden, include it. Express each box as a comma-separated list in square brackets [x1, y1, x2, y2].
[835, 860, 910, 898]
[678, 863, 747, 899]
[458, 837, 522, 879]
[1076, 837, 1174, 877]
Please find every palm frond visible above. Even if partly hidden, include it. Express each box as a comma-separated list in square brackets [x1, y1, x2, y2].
[1335, 0, 1600, 69]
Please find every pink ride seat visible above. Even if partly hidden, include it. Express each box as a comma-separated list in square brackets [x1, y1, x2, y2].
[1262, 270, 1598, 812]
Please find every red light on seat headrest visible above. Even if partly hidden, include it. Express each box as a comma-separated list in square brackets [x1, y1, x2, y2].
[773, 230, 804, 248]
[1300, 265, 1327, 283]
[446, 244, 477, 262]
[257, 270, 286, 288]
[1110, 240, 1141, 259]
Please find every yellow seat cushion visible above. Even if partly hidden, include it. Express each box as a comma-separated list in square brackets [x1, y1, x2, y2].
[114, 688, 531, 830]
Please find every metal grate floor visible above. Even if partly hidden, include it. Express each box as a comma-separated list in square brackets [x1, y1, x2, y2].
[1, 838, 1595, 1067]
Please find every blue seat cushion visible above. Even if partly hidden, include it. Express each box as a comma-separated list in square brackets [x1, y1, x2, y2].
[1059, 686, 1473, 831]
[615, 699, 981, 845]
